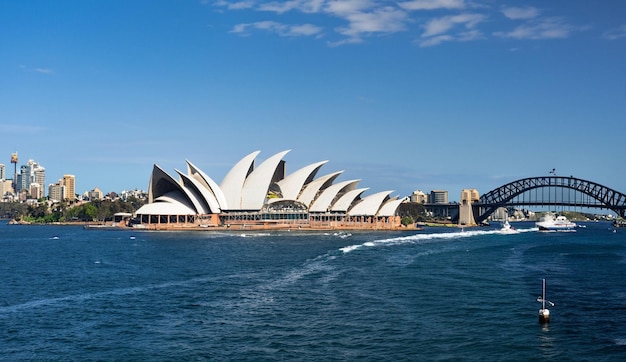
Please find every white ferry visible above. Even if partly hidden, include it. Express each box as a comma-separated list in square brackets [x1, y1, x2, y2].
[536, 214, 577, 232]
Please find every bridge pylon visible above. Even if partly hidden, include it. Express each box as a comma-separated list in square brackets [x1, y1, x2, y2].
[459, 189, 480, 226]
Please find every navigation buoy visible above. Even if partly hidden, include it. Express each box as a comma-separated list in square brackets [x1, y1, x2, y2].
[539, 307, 550, 324]
[537, 278, 554, 324]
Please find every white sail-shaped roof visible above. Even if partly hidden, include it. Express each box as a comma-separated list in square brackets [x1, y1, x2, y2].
[220, 150, 260, 210]
[186, 160, 227, 211]
[241, 150, 291, 210]
[309, 180, 359, 213]
[147, 164, 199, 210]
[297, 171, 343, 208]
[176, 170, 217, 214]
[140, 150, 401, 218]
[348, 190, 393, 216]
[331, 188, 369, 212]
[377, 197, 405, 217]
[276, 160, 327, 200]
[136, 191, 196, 215]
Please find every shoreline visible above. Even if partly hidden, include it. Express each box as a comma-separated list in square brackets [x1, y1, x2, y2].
[7, 219, 424, 232]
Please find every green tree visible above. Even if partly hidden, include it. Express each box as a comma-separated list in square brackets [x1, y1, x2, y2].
[398, 202, 429, 222]
[78, 203, 98, 221]
[401, 216, 414, 226]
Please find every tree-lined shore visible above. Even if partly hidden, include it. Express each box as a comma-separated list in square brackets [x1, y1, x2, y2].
[1, 197, 145, 224]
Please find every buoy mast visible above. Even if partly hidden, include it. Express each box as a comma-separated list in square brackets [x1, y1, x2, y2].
[537, 278, 554, 324]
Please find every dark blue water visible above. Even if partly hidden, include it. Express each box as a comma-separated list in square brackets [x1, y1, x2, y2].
[1, 221, 625, 361]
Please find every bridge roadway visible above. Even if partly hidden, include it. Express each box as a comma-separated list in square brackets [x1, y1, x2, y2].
[471, 176, 626, 224]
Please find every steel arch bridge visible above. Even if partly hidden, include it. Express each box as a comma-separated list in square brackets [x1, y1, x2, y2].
[473, 176, 626, 224]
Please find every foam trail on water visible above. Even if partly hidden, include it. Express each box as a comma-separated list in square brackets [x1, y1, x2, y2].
[339, 228, 536, 254]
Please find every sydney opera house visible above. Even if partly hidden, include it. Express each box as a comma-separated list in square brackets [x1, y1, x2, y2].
[133, 150, 407, 230]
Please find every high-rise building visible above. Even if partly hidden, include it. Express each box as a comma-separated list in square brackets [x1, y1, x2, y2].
[0, 163, 5, 180]
[34, 166, 45, 191]
[18, 164, 29, 192]
[429, 190, 449, 204]
[10, 152, 18, 193]
[17, 159, 46, 197]
[0, 180, 13, 197]
[48, 182, 65, 201]
[30, 183, 43, 199]
[62, 174, 76, 201]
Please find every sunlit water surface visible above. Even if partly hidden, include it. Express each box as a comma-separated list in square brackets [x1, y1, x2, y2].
[1, 221, 625, 360]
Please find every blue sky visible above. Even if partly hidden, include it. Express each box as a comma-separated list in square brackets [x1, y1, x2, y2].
[1, 0, 625, 201]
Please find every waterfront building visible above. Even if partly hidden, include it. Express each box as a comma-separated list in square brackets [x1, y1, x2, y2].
[120, 189, 148, 201]
[48, 182, 65, 202]
[17, 159, 45, 197]
[134, 150, 405, 230]
[29, 182, 43, 199]
[429, 190, 449, 204]
[87, 187, 103, 200]
[492, 207, 508, 221]
[62, 175, 76, 201]
[0, 179, 12, 198]
[410, 190, 427, 203]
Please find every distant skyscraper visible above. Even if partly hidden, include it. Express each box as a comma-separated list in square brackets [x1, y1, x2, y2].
[62, 174, 76, 201]
[17, 159, 46, 197]
[0, 163, 5, 180]
[48, 182, 65, 201]
[30, 183, 43, 199]
[34, 165, 45, 192]
[18, 164, 29, 192]
[429, 190, 449, 204]
[10, 152, 18, 193]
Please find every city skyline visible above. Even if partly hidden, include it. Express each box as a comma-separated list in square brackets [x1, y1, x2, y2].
[2, 1, 625, 200]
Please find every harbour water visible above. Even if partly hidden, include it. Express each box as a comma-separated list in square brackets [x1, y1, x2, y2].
[1, 221, 625, 360]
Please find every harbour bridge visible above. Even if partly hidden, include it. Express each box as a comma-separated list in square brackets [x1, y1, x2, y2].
[471, 176, 626, 224]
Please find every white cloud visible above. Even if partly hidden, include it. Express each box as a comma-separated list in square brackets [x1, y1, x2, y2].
[290, 23, 325, 36]
[494, 18, 574, 40]
[502, 6, 539, 20]
[603, 25, 626, 40]
[422, 13, 485, 37]
[418, 34, 453, 46]
[457, 29, 483, 41]
[417, 13, 485, 46]
[215, 0, 590, 47]
[324, 0, 375, 16]
[258, 0, 324, 14]
[337, 6, 408, 38]
[230, 20, 323, 37]
[213, 0, 256, 10]
[34, 68, 53, 74]
[19, 65, 53, 74]
[399, 0, 465, 11]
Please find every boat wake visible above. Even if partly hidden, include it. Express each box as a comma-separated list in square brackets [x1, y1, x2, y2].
[340, 227, 536, 254]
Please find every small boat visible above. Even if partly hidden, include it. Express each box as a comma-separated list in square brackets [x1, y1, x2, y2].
[536, 213, 576, 232]
[500, 214, 517, 233]
[537, 278, 554, 324]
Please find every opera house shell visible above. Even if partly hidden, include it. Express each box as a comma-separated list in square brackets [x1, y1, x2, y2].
[134, 150, 406, 230]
